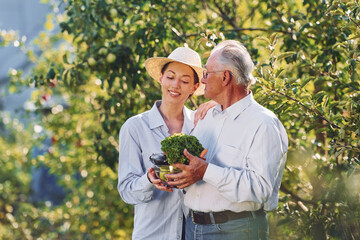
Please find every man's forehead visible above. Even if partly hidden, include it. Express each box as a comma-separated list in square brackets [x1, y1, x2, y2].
[205, 54, 218, 69]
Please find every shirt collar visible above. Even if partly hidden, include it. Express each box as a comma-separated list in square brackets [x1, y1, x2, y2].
[149, 100, 166, 130]
[212, 92, 255, 120]
[148, 100, 194, 131]
[182, 105, 194, 133]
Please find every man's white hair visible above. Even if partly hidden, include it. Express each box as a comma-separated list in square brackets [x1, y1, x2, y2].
[211, 40, 255, 86]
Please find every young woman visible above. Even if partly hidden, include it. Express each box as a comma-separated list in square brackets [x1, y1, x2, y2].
[117, 47, 214, 240]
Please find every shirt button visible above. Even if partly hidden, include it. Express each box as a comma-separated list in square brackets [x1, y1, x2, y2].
[179, 217, 182, 220]
[177, 235, 180, 239]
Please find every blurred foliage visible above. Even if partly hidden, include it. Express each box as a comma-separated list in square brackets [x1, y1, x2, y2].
[1, 0, 359, 239]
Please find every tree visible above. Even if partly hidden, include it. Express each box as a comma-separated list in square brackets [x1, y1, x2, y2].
[1, 0, 359, 239]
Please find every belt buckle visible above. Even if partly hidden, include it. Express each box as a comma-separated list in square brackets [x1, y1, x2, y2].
[190, 210, 195, 223]
[190, 210, 199, 223]
[191, 210, 204, 224]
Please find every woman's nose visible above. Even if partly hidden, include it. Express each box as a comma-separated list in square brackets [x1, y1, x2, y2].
[172, 78, 181, 88]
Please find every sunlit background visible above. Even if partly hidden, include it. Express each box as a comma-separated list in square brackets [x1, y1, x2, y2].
[1, 0, 359, 239]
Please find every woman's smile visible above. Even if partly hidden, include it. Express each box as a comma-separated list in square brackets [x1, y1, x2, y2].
[168, 90, 181, 97]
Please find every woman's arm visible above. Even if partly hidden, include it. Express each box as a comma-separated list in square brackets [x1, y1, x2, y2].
[117, 121, 155, 205]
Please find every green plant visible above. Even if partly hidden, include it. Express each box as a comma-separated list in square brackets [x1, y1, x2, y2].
[161, 133, 204, 164]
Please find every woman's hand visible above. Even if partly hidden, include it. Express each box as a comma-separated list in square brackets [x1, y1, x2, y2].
[194, 100, 217, 126]
[147, 168, 173, 192]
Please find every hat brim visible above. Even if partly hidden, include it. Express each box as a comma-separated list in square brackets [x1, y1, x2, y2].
[144, 57, 204, 96]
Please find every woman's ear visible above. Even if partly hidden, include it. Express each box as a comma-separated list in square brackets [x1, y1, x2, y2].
[192, 82, 200, 94]
[188, 82, 199, 98]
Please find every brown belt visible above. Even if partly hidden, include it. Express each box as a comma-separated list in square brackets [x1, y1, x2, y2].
[190, 209, 265, 225]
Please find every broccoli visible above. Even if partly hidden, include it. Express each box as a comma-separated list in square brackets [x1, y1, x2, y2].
[161, 133, 204, 165]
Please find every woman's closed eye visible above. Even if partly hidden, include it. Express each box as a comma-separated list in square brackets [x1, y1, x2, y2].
[181, 76, 191, 84]
[165, 72, 175, 79]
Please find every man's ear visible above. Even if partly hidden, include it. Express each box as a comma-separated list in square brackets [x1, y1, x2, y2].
[222, 70, 232, 86]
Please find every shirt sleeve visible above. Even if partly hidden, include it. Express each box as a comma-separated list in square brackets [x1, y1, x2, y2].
[203, 120, 287, 204]
[117, 120, 155, 205]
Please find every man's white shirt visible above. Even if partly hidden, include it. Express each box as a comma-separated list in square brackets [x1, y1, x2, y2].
[185, 92, 288, 213]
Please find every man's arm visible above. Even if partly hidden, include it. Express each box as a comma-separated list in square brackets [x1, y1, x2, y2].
[202, 122, 286, 204]
[167, 122, 287, 204]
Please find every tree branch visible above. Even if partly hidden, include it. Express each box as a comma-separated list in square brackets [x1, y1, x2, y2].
[349, 15, 360, 28]
[227, 27, 294, 35]
[183, 27, 291, 38]
[183, 27, 315, 40]
[335, 144, 360, 153]
[210, 1, 238, 28]
[246, 4, 257, 21]
[280, 185, 317, 206]
[259, 82, 341, 129]
[201, 0, 212, 24]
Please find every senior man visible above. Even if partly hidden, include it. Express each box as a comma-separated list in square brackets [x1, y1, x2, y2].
[166, 40, 288, 240]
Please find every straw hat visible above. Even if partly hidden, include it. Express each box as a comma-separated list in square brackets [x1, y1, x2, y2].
[144, 47, 204, 96]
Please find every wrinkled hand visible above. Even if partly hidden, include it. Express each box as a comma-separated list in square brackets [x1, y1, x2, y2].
[165, 149, 208, 189]
[147, 168, 173, 192]
[194, 100, 217, 126]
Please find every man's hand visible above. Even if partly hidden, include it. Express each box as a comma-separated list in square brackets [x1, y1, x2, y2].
[165, 149, 208, 189]
[194, 100, 217, 126]
[147, 168, 173, 192]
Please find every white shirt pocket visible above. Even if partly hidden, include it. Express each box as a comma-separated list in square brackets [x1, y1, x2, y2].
[212, 144, 245, 168]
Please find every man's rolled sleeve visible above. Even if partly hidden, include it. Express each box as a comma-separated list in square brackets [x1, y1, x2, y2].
[203, 163, 223, 185]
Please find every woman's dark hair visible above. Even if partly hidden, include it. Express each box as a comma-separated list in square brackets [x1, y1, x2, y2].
[161, 62, 199, 84]
[192, 68, 200, 85]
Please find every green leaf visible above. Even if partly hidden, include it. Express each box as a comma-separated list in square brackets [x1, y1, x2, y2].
[277, 218, 292, 226]
[256, 36, 270, 44]
[277, 52, 296, 61]
[275, 68, 285, 78]
[347, 33, 360, 40]
[270, 33, 277, 44]
[292, 87, 298, 94]
[300, 77, 314, 88]
[46, 68, 55, 80]
[350, 59, 356, 68]
[62, 53, 69, 64]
